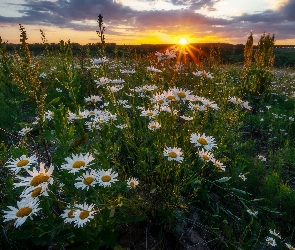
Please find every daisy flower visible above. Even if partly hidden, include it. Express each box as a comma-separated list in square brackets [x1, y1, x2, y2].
[44, 110, 54, 121]
[20, 184, 49, 199]
[285, 243, 295, 250]
[140, 109, 159, 119]
[147, 66, 162, 73]
[74, 170, 99, 190]
[72, 203, 96, 228]
[212, 159, 226, 171]
[266, 236, 277, 247]
[148, 121, 161, 131]
[56, 88, 62, 92]
[14, 162, 54, 189]
[163, 146, 184, 163]
[258, 154, 266, 162]
[18, 127, 33, 136]
[171, 87, 193, 101]
[60, 153, 94, 173]
[3, 198, 41, 228]
[5, 154, 38, 174]
[126, 177, 139, 188]
[197, 149, 214, 162]
[120, 69, 135, 74]
[269, 229, 282, 239]
[188, 103, 206, 112]
[111, 78, 125, 84]
[97, 168, 118, 187]
[91, 57, 108, 64]
[180, 115, 193, 121]
[238, 173, 247, 181]
[247, 208, 258, 217]
[95, 77, 112, 86]
[84, 95, 102, 103]
[61, 207, 77, 224]
[190, 133, 217, 151]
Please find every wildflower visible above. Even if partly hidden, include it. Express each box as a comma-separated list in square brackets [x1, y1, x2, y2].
[107, 85, 124, 92]
[171, 87, 193, 101]
[20, 184, 49, 199]
[97, 168, 118, 187]
[56, 88, 62, 92]
[266, 236, 277, 247]
[3, 198, 41, 228]
[162, 89, 177, 103]
[18, 127, 33, 136]
[74, 170, 99, 190]
[91, 57, 108, 64]
[192, 70, 213, 79]
[148, 121, 161, 131]
[61, 207, 77, 224]
[147, 66, 162, 73]
[14, 163, 54, 189]
[188, 102, 206, 112]
[269, 229, 282, 239]
[95, 77, 112, 86]
[247, 208, 258, 217]
[116, 124, 128, 129]
[258, 155, 266, 162]
[44, 110, 54, 121]
[289, 117, 294, 122]
[84, 95, 102, 103]
[39, 72, 47, 78]
[286, 243, 295, 250]
[111, 78, 125, 84]
[155, 49, 176, 61]
[180, 115, 193, 121]
[72, 203, 96, 228]
[163, 146, 184, 163]
[212, 159, 226, 171]
[197, 149, 214, 162]
[126, 177, 139, 188]
[68, 110, 88, 121]
[190, 133, 217, 151]
[151, 93, 169, 106]
[140, 109, 159, 119]
[60, 153, 94, 173]
[5, 154, 38, 174]
[120, 69, 135, 74]
[239, 173, 247, 181]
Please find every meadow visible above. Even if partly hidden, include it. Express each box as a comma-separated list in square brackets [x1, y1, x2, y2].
[0, 23, 295, 249]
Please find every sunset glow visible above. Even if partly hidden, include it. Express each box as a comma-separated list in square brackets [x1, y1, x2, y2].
[179, 38, 187, 45]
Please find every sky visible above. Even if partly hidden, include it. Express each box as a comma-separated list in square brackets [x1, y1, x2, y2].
[0, 0, 295, 45]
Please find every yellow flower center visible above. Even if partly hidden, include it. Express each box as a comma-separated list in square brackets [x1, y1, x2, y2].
[50, 113, 54, 117]
[79, 211, 90, 220]
[177, 92, 186, 98]
[202, 155, 209, 161]
[167, 95, 176, 101]
[24, 130, 30, 133]
[68, 210, 75, 218]
[193, 106, 199, 111]
[157, 99, 164, 104]
[168, 152, 177, 158]
[142, 88, 148, 92]
[83, 177, 94, 185]
[30, 173, 50, 186]
[72, 160, 85, 169]
[89, 111, 95, 115]
[201, 72, 207, 77]
[130, 181, 135, 187]
[16, 207, 32, 217]
[215, 162, 221, 168]
[31, 186, 42, 197]
[17, 159, 29, 167]
[151, 125, 157, 129]
[76, 114, 83, 118]
[147, 112, 154, 116]
[197, 138, 208, 145]
[101, 175, 111, 182]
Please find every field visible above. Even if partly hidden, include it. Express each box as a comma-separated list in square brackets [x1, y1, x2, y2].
[0, 30, 295, 250]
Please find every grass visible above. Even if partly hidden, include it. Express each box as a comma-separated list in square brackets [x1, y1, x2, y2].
[0, 29, 295, 249]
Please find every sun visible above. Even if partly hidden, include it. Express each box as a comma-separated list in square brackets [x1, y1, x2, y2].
[179, 38, 187, 45]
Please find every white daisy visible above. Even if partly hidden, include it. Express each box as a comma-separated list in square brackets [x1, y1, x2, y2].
[212, 159, 226, 171]
[5, 154, 38, 174]
[97, 168, 118, 187]
[238, 173, 247, 181]
[148, 121, 161, 131]
[266, 236, 277, 247]
[188, 102, 206, 112]
[285, 243, 295, 250]
[163, 146, 184, 163]
[74, 170, 99, 190]
[126, 177, 139, 188]
[61, 207, 77, 224]
[269, 229, 282, 239]
[171, 87, 193, 101]
[147, 66, 162, 73]
[20, 184, 49, 199]
[190, 133, 217, 151]
[61, 153, 94, 173]
[140, 109, 159, 119]
[84, 95, 102, 103]
[197, 149, 214, 162]
[72, 203, 96, 228]
[44, 110, 55, 121]
[18, 127, 33, 136]
[258, 154, 266, 162]
[246, 208, 258, 217]
[3, 198, 41, 228]
[14, 162, 54, 189]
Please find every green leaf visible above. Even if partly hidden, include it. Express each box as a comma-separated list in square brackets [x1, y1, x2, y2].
[215, 177, 231, 183]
